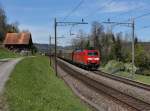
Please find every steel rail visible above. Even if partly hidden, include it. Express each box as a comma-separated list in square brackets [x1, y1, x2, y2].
[57, 59, 150, 111]
[94, 70, 150, 91]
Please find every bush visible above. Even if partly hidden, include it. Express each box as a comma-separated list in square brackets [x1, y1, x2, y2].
[142, 70, 150, 76]
[124, 63, 137, 73]
[0, 47, 19, 59]
[103, 60, 138, 74]
[132, 44, 149, 70]
[147, 54, 150, 69]
[135, 46, 149, 70]
[104, 60, 125, 74]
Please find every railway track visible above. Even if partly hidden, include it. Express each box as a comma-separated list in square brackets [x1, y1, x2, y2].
[94, 70, 150, 91]
[57, 58, 150, 111]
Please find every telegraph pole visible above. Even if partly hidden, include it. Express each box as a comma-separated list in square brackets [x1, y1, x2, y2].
[49, 35, 51, 66]
[54, 18, 58, 77]
[131, 18, 135, 78]
[49, 34, 64, 69]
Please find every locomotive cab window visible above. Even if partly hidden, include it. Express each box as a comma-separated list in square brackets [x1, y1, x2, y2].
[88, 52, 98, 56]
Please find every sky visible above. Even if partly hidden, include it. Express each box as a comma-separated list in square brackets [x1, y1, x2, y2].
[1, 0, 150, 46]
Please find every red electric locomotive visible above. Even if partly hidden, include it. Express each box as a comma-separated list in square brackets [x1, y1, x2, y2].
[73, 49, 100, 69]
[59, 49, 100, 70]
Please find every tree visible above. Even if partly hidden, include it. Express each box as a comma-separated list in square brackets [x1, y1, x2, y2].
[76, 29, 85, 50]
[6, 22, 19, 33]
[135, 44, 149, 71]
[91, 21, 104, 50]
[0, 6, 19, 41]
[85, 40, 90, 49]
[134, 37, 138, 45]
[0, 7, 7, 41]
[109, 33, 123, 61]
[116, 33, 123, 60]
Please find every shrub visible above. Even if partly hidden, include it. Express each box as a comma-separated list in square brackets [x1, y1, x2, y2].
[128, 44, 150, 71]
[135, 45, 149, 70]
[104, 60, 124, 74]
[143, 70, 150, 76]
[124, 63, 137, 73]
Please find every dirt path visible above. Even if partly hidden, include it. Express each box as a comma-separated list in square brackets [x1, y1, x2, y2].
[0, 58, 22, 94]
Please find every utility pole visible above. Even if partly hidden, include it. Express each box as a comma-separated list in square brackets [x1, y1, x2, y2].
[54, 18, 57, 77]
[54, 18, 88, 77]
[103, 19, 135, 78]
[131, 18, 135, 78]
[49, 35, 51, 66]
[49, 34, 65, 68]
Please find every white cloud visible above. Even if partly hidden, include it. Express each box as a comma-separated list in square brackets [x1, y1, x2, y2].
[64, 0, 147, 19]
[100, 1, 146, 13]
[102, 2, 130, 12]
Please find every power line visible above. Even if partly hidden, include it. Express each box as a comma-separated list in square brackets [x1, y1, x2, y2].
[122, 11, 150, 22]
[85, 0, 116, 19]
[142, 25, 150, 29]
[108, 0, 145, 21]
[109, 5, 143, 20]
[108, 4, 150, 24]
[109, 11, 150, 28]
[116, 11, 150, 28]
[137, 25, 150, 30]
[134, 12, 150, 20]
[62, 0, 84, 21]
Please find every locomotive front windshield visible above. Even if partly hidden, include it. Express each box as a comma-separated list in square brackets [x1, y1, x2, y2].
[88, 52, 98, 56]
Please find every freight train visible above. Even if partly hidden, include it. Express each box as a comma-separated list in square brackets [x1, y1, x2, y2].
[59, 49, 100, 70]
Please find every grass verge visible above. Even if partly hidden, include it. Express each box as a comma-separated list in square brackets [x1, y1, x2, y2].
[4, 56, 90, 111]
[101, 68, 150, 85]
[0, 48, 18, 59]
[115, 71, 150, 85]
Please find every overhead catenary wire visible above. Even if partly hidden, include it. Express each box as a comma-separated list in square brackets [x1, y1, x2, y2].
[62, 0, 84, 21]
[119, 11, 150, 28]
[137, 25, 150, 31]
[85, 0, 116, 19]
[130, 11, 150, 31]
[109, 5, 144, 20]
[122, 11, 150, 23]
[134, 12, 150, 20]
[108, 0, 144, 21]
[142, 25, 150, 29]
[107, 2, 150, 24]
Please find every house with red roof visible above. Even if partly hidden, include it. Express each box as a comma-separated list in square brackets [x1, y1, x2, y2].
[3, 32, 33, 51]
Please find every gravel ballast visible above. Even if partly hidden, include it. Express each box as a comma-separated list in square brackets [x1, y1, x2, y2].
[56, 59, 138, 111]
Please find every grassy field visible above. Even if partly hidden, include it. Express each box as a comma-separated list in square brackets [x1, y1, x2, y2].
[4, 56, 90, 111]
[0, 47, 18, 59]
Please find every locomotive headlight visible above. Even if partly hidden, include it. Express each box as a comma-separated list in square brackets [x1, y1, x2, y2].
[94, 58, 99, 60]
[88, 58, 93, 60]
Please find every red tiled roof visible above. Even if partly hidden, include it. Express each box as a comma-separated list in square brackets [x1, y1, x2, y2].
[3, 32, 32, 45]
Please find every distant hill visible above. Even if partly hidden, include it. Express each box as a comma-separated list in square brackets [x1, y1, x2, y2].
[34, 43, 51, 53]
[34, 43, 65, 53]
